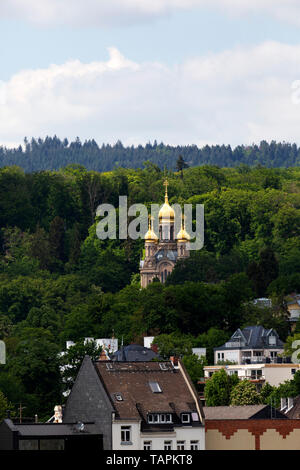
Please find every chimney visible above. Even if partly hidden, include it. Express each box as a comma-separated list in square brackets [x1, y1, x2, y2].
[35, 414, 38, 423]
[151, 343, 159, 354]
[170, 356, 179, 367]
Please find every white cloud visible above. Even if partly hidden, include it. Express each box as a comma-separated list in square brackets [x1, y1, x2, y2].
[1, 42, 300, 148]
[2, 0, 300, 27]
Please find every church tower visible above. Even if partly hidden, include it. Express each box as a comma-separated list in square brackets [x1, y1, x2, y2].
[140, 180, 190, 287]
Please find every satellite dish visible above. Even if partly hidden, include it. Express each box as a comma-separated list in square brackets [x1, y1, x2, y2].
[76, 421, 85, 432]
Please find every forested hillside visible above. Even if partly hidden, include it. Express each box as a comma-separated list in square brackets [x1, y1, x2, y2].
[0, 162, 300, 418]
[1, 137, 300, 172]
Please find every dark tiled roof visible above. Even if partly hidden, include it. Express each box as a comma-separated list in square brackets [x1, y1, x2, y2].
[110, 344, 159, 362]
[215, 325, 284, 351]
[95, 361, 200, 422]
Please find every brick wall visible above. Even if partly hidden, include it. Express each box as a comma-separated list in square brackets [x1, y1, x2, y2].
[206, 419, 300, 450]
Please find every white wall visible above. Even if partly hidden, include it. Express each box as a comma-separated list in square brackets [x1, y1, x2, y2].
[112, 421, 205, 450]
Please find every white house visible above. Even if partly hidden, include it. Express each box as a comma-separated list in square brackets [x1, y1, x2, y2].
[63, 357, 205, 450]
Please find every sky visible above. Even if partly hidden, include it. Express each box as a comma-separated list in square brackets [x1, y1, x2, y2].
[2, 0, 300, 148]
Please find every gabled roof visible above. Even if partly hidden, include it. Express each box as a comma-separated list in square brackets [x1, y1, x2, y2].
[94, 360, 203, 424]
[214, 325, 284, 351]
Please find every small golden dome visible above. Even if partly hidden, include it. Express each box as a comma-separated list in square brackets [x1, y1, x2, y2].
[159, 179, 175, 221]
[177, 217, 190, 242]
[144, 218, 158, 243]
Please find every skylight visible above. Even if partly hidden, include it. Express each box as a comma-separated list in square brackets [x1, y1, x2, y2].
[149, 381, 162, 393]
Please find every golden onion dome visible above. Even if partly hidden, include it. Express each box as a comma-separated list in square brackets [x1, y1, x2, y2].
[159, 180, 175, 221]
[144, 218, 158, 243]
[177, 218, 190, 242]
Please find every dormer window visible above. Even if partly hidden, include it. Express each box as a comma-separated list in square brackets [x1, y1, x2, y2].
[114, 393, 123, 401]
[181, 413, 190, 424]
[148, 413, 172, 424]
[269, 335, 276, 346]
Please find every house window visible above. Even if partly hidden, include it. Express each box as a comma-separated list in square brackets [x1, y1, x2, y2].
[121, 426, 131, 444]
[292, 369, 296, 375]
[148, 413, 172, 424]
[251, 369, 262, 379]
[181, 413, 190, 424]
[164, 440, 172, 450]
[190, 440, 199, 450]
[217, 353, 224, 360]
[177, 441, 185, 450]
[144, 441, 152, 450]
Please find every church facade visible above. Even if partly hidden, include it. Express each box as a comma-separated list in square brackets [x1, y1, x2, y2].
[140, 181, 190, 288]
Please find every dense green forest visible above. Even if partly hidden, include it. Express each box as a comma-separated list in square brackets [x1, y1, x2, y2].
[0, 162, 300, 418]
[1, 137, 300, 172]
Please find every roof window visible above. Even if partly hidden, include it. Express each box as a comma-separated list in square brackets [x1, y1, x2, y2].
[149, 381, 162, 393]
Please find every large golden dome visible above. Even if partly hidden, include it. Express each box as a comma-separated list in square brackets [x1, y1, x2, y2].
[159, 180, 175, 221]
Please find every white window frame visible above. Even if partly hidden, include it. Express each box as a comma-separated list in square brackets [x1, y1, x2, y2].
[148, 413, 173, 424]
[143, 441, 152, 450]
[177, 440, 185, 450]
[121, 426, 131, 444]
[190, 440, 199, 450]
[164, 440, 172, 450]
[181, 413, 190, 424]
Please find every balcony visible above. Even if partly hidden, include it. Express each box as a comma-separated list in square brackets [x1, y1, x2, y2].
[244, 375, 266, 382]
[241, 357, 292, 365]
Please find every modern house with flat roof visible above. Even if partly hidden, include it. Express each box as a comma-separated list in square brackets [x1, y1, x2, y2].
[202, 363, 300, 389]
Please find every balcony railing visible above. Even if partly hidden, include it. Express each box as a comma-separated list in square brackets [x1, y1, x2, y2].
[241, 357, 292, 365]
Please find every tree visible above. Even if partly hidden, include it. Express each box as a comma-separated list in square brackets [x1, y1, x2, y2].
[60, 339, 102, 391]
[204, 369, 231, 406]
[196, 328, 230, 364]
[49, 216, 65, 262]
[182, 354, 207, 387]
[153, 333, 194, 358]
[8, 328, 61, 418]
[176, 155, 188, 179]
[0, 390, 9, 421]
[260, 382, 275, 404]
[230, 380, 262, 406]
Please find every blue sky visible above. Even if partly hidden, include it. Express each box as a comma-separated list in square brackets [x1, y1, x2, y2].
[1, 1, 300, 147]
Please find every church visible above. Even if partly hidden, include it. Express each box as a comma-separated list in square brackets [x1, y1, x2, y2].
[140, 180, 190, 287]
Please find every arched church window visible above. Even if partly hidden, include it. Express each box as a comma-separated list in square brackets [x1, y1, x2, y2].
[170, 225, 174, 241]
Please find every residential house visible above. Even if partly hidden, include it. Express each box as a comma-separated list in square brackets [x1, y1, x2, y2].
[214, 326, 284, 365]
[202, 363, 300, 389]
[63, 356, 205, 450]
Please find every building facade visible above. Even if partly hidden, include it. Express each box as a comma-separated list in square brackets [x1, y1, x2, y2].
[140, 180, 190, 288]
[63, 356, 205, 450]
[214, 326, 284, 365]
